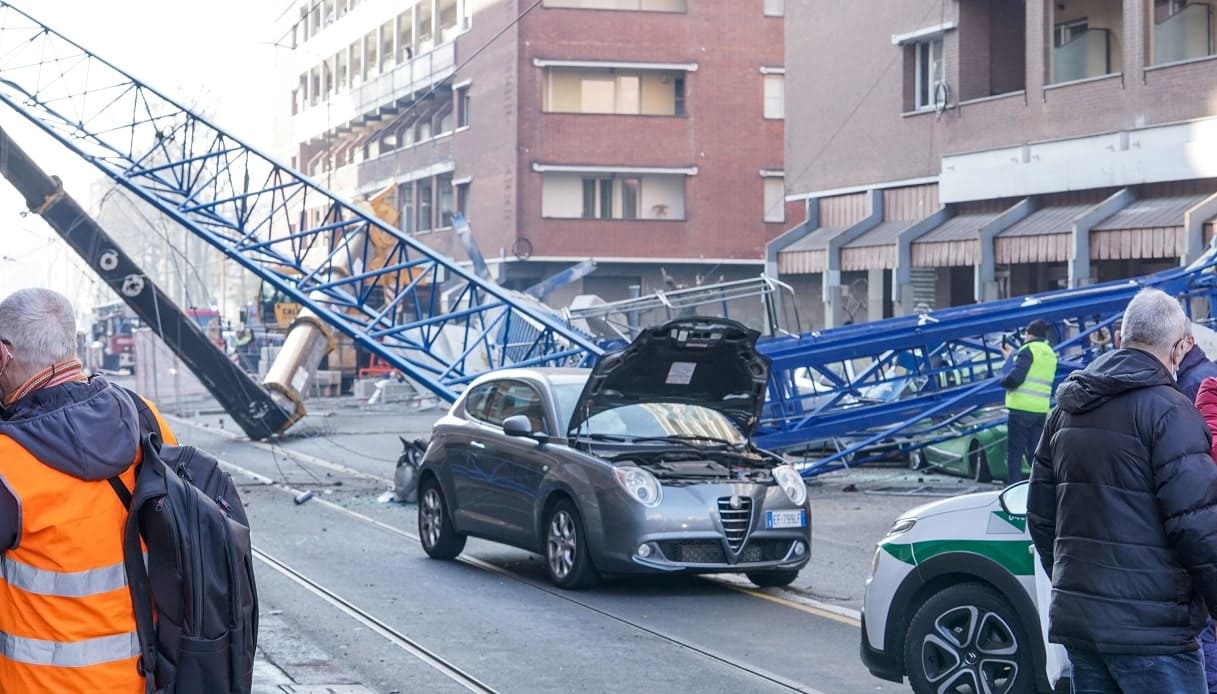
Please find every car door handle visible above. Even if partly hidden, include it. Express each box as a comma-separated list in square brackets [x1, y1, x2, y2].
[470, 441, 486, 449]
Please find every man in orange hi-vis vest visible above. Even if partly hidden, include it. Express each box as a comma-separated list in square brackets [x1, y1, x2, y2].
[0, 288, 174, 693]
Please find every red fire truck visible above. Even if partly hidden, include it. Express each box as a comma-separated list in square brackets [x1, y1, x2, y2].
[88, 301, 141, 372]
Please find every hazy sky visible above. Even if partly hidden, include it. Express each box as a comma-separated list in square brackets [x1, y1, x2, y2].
[0, 0, 282, 309]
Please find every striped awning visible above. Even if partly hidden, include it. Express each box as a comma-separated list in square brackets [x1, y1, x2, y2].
[1089, 195, 1205, 260]
[840, 220, 914, 271]
[776, 226, 847, 274]
[910, 212, 997, 267]
[994, 204, 1090, 264]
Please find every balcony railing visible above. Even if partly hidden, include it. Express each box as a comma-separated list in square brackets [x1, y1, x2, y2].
[1052, 28, 1112, 84]
[294, 41, 457, 143]
[1154, 3, 1214, 65]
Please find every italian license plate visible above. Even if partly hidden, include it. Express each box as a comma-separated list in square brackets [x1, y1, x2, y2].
[766, 510, 805, 529]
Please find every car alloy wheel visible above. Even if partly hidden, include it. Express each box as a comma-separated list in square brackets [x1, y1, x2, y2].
[544, 499, 599, 589]
[418, 480, 466, 559]
[904, 583, 1032, 694]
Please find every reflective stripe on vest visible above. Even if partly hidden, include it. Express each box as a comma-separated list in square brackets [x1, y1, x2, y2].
[0, 554, 142, 597]
[1006, 340, 1058, 414]
[0, 628, 139, 667]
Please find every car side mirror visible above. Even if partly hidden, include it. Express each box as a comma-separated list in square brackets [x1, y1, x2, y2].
[503, 415, 532, 437]
[999, 480, 1029, 517]
[503, 415, 548, 445]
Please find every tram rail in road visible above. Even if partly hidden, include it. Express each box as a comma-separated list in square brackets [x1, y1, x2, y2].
[253, 546, 498, 693]
[218, 452, 831, 694]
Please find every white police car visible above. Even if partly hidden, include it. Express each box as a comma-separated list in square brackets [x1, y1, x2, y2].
[860, 481, 1061, 694]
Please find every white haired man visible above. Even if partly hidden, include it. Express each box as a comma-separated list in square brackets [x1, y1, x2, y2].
[0, 288, 174, 692]
[1028, 287, 1217, 692]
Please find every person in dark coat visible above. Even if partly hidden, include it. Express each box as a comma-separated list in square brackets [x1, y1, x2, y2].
[1028, 288, 1217, 692]
[1179, 340, 1217, 402]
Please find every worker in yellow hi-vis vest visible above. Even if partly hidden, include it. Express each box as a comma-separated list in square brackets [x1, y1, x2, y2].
[1000, 319, 1057, 484]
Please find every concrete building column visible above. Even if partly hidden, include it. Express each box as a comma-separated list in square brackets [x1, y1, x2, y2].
[1026, 0, 1047, 100]
[823, 189, 883, 328]
[1184, 192, 1217, 264]
[1070, 188, 1135, 289]
[894, 206, 954, 316]
[977, 197, 1037, 302]
[764, 198, 820, 331]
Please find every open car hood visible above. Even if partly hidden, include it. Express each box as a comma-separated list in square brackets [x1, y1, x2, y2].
[567, 318, 771, 439]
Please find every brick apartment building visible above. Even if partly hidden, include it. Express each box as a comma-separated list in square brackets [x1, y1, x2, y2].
[777, 0, 1217, 328]
[273, 0, 790, 310]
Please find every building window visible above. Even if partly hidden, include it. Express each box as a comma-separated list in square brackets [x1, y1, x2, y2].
[309, 67, 321, 106]
[621, 178, 640, 219]
[579, 178, 615, 219]
[456, 86, 471, 127]
[296, 7, 307, 46]
[763, 176, 785, 223]
[398, 184, 414, 234]
[438, 173, 454, 227]
[1054, 19, 1088, 48]
[915, 38, 939, 109]
[418, 0, 434, 51]
[439, 0, 460, 42]
[397, 10, 414, 62]
[434, 104, 454, 134]
[547, 173, 685, 220]
[336, 50, 349, 91]
[416, 119, 432, 141]
[456, 181, 470, 217]
[350, 42, 363, 86]
[1050, 0, 1120, 84]
[763, 0, 784, 17]
[418, 178, 433, 232]
[542, 0, 686, 10]
[544, 68, 688, 116]
[1152, 0, 1214, 65]
[763, 74, 784, 119]
[363, 31, 378, 80]
[379, 21, 395, 72]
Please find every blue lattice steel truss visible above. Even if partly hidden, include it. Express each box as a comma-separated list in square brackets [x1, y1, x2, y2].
[756, 253, 1217, 475]
[0, 4, 602, 403]
[3, 4, 1217, 475]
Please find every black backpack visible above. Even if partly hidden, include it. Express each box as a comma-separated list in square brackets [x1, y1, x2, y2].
[109, 402, 258, 694]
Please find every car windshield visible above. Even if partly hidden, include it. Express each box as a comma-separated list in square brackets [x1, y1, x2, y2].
[552, 382, 747, 445]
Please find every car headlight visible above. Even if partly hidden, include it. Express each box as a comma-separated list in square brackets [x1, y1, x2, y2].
[614, 466, 662, 508]
[772, 465, 807, 506]
[886, 518, 917, 537]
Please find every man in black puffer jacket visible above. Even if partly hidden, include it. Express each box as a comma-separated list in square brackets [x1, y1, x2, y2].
[1028, 287, 1217, 692]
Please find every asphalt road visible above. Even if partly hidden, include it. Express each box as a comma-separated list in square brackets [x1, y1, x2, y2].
[162, 399, 997, 693]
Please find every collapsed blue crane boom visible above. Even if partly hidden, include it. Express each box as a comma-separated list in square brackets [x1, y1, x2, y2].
[0, 3, 603, 403]
[755, 256, 1217, 474]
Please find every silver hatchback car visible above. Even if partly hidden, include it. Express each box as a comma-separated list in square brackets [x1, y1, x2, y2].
[416, 318, 812, 589]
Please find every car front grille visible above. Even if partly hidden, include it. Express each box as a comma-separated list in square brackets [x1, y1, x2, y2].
[738, 539, 793, 563]
[658, 540, 726, 564]
[717, 496, 753, 552]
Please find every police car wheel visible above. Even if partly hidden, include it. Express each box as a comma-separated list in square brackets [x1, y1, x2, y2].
[904, 582, 1034, 694]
